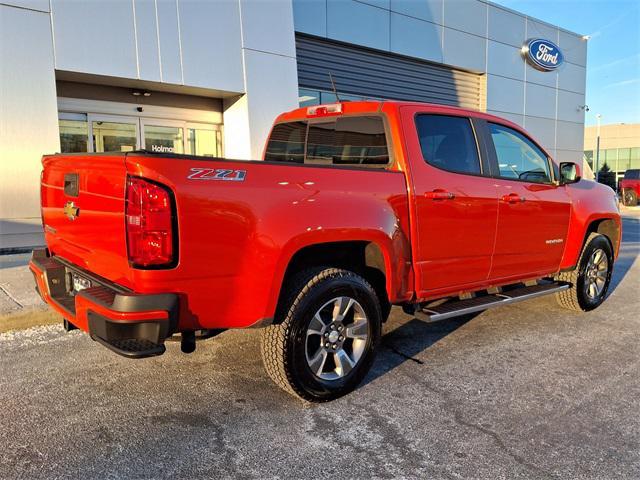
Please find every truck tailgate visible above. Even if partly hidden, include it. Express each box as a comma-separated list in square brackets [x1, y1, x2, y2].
[41, 154, 133, 287]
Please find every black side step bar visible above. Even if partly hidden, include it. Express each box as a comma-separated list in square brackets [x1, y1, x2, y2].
[411, 282, 570, 322]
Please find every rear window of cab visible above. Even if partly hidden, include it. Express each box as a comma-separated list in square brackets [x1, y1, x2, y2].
[264, 116, 389, 168]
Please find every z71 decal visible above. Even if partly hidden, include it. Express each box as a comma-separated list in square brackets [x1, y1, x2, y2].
[188, 168, 247, 182]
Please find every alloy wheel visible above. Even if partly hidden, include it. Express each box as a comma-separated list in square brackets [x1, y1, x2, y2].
[305, 296, 369, 381]
[584, 248, 609, 300]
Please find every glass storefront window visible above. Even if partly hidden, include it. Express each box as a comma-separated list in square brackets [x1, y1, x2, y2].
[320, 92, 338, 104]
[93, 121, 137, 152]
[59, 110, 222, 155]
[630, 147, 640, 169]
[59, 119, 88, 153]
[617, 148, 631, 171]
[298, 88, 381, 107]
[144, 125, 184, 154]
[299, 89, 320, 107]
[603, 149, 617, 162]
[187, 128, 219, 157]
[583, 150, 593, 168]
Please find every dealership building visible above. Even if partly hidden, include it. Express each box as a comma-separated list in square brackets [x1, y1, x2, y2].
[0, 0, 588, 250]
[584, 123, 640, 185]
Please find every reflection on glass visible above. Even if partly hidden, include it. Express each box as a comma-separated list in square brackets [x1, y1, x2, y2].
[489, 123, 550, 183]
[583, 150, 593, 168]
[59, 119, 88, 153]
[92, 121, 137, 152]
[264, 121, 306, 163]
[187, 128, 218, 157]
[298, 88, 320, 107]
[144, 125, 184, 154]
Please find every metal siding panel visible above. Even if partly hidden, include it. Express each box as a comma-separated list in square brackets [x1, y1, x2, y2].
[295, 34, 484, 110]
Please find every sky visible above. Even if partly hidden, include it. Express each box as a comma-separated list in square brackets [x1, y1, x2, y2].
[492, 0, 640, 126]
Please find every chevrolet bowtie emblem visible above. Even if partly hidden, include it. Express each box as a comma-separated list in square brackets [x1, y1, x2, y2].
[63, 201, 79, 221]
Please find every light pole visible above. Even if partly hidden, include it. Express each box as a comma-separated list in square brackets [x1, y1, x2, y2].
[595, 113, 602, 183]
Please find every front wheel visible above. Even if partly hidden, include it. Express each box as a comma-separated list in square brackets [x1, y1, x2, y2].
[261, 268, 382, 402]
[556, 233, 613, 312]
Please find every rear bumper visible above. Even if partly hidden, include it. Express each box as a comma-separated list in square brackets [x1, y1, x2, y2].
[29, 249, 178, 358]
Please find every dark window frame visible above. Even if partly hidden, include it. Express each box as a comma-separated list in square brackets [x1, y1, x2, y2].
[483, 121, 556, 185]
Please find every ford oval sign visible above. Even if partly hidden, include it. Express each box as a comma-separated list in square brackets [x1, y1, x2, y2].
[524, 38, 564, 71]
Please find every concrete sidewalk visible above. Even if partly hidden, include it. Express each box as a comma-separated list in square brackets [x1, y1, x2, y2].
[0, 253, 43, 314]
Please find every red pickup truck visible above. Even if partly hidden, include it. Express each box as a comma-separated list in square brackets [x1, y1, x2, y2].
[619, 169, 640, 206]
[31, 101, 621, 401]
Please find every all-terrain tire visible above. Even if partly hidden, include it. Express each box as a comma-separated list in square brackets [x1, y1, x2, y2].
[261, 267, 382, 402]
[555, 233, 613, 312]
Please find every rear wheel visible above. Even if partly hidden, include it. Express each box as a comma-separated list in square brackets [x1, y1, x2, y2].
[556, 233, 613, 312]
[622, 189, 638, 206]
[261, 267, 382, 402]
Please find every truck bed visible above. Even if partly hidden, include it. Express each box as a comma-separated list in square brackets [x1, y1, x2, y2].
[40, 151, 411, 330]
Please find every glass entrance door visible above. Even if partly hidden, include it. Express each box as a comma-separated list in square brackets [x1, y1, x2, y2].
[141, 119, 185, 154]
[88, 114, 140, 153]
[185, 123, 222, 157]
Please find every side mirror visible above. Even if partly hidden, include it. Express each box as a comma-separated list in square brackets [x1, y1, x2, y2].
[559, 162, 581, 185]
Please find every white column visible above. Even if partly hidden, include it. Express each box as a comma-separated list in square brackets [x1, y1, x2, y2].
[222, 0, 299, 160]
[0, 4, 60, 249]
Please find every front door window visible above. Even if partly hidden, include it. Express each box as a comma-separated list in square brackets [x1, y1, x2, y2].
[489, 123, 551, 183]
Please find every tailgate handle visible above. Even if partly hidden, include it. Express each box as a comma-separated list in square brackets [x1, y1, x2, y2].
[64, 173, 79, 197]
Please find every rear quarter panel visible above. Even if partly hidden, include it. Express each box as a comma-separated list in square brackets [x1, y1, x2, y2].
[126, 155, 412, 329]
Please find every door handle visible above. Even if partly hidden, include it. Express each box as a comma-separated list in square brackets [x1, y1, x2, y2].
[501, 193, 526, 203]
[425, 189, 455, 200]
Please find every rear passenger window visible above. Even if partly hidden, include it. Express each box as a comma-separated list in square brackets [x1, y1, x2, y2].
[489, 123, 551, 184]
[265, 116, 389, 167]
[415, 115, 481, 175]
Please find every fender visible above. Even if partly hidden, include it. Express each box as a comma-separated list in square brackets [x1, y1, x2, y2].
[264, 226, 413, 319]
[560, 180, 621, 270]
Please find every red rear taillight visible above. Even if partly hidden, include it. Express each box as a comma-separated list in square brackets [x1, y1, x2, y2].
[125, 176, 175, 268]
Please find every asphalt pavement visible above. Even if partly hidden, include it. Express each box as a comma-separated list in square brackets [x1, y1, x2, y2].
[0, 214, 638, 479]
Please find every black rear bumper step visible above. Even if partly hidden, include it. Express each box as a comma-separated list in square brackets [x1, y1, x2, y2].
[88, 311, 170, 359]
[92, 335, 166, 358]
[413, 281, 570, 322]
[31, 249, 179, 359]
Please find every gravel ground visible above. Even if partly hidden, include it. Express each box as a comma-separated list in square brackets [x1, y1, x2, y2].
[0, 215, 638, 479]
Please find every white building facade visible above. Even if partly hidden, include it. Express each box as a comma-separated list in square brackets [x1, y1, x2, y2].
[0, 0, 587, 250]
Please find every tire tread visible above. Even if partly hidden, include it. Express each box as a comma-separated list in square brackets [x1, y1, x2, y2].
[260, 267, 376, 402]
[555, 232, 603, 311]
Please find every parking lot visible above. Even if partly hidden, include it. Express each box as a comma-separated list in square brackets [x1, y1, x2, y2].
[1, 213, 638, 479]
